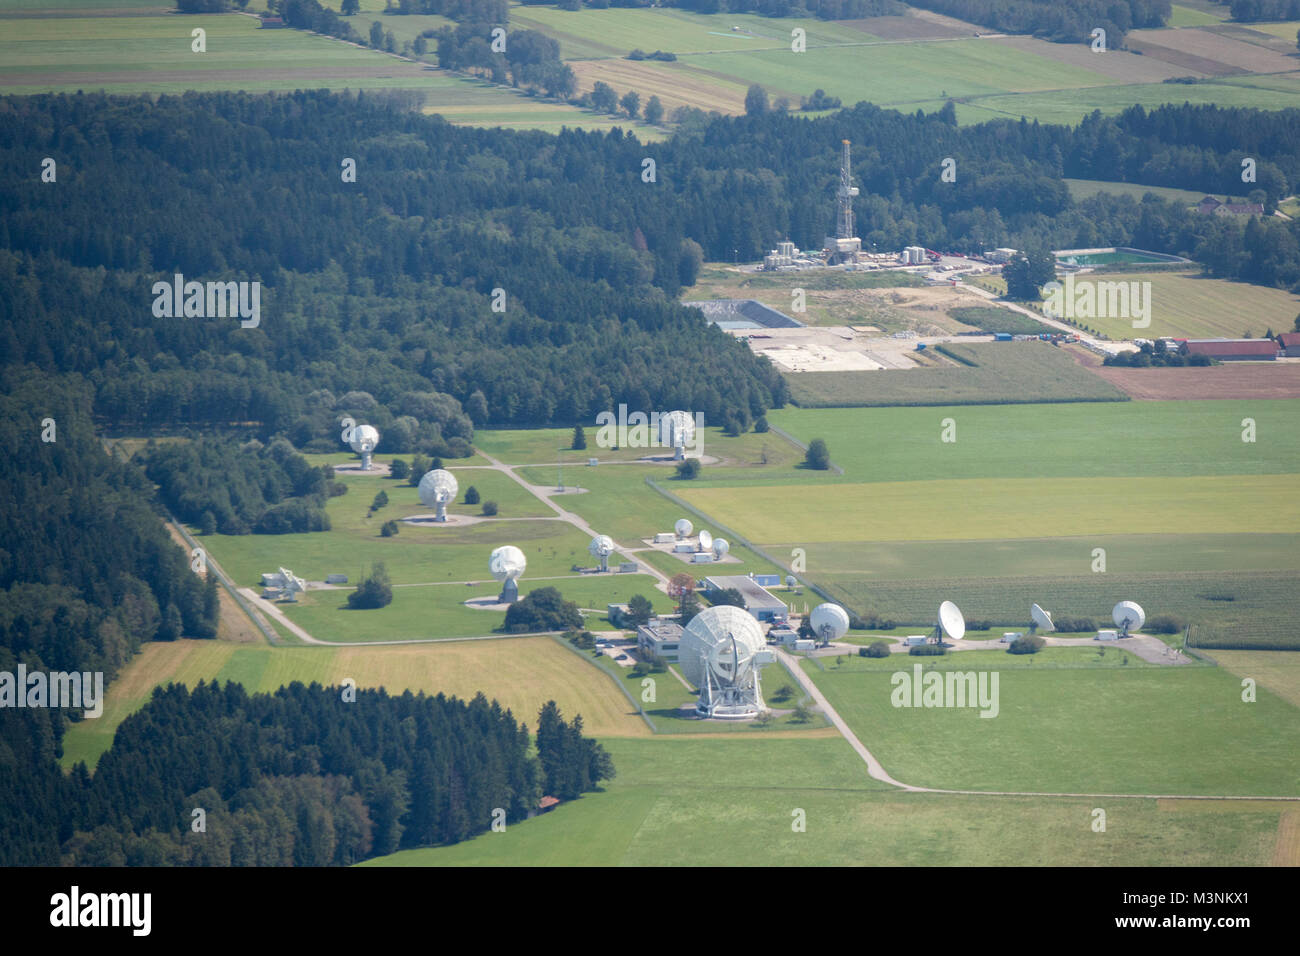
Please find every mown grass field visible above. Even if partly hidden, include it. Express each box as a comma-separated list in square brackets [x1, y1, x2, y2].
[61, 633, 650, 770]
[1064, 178, 1225, 205]
[1062, 271, 1300, 340]
[785, 342, 1128, 408]
[805, 653, 1300, 795]
[366, 736, 1286, 865]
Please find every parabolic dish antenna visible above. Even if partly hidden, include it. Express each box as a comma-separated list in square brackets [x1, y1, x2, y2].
[348, 424, 380, 470]
[809, 603, 850, 645]
[1113, 600, 1145, 635]
[674, 518, 693, 538]
[489, 545, 526, 604]
[698, 529, 713, 553]
[785, 575, 797, 588]
[660, 410, 695, 460]
[712, 538, 729, 559]
[1031, 603, 1055, 633]
[937, 600, 966, 642]
[418, 468, 459, 522]
[588, 534, 615, 572]
[679, 605, 768, 719]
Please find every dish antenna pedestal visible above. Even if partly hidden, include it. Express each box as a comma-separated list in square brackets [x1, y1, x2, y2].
[489, 545, 527, 604]
[680, 605, 768, 719]
[589, 534, 615, 573]
[661, 411, 695, 462]
[349, 425, 380, 471]
[1113, 601, 1145, 638]
[810, 603, 850, 648]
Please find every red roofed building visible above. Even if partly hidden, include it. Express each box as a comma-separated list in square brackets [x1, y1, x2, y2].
[1181, 339, 1280, 361]
[1278, 332, 1300, 357]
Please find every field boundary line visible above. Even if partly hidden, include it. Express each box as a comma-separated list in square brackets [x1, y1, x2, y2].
[550, 634, 658, 733]
[169, 518, 283, 646]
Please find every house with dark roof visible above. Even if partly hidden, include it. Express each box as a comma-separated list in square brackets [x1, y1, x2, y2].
[1181, 338, 1280, 361]
[1194, 196, 1264, 217]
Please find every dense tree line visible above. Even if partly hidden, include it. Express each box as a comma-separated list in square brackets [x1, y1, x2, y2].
[521, 0, 903, 17]
[1227, 0, 1300, 20]
[5, 681, 609, 866]
[142, 437, 340, 534]
[436, 24, 576, 98]
[905, 0, 1170, 43]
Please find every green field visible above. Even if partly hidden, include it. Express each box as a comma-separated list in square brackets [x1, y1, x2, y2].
[805, 654, 1300, 796]
[366, 735, 1288, 865]
[1064, 178, 1222, 205]
[1060, 271, 1300, 340]
[786, 341, 1128, 408]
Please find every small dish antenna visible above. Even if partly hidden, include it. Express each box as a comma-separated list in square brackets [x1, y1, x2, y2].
[588, 534, 615, 572]
[712, 538, 729, 560]
[418, 469, 459, 522]
[935, 600, 965, 643]
[674, 518, 693, 539]
[698, 529, 713, 553]
[348, 424, 380, 471]
[489, 545, 526, 603]
[1112, 600, 1145, 637]
[785, 575, 797, 589]
[809, 603, 850, 647]
[1030, 603, 1055, 633]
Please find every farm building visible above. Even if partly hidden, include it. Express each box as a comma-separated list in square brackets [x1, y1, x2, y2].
[637, 618, 684, 662]
[1194, 197, 1264, 217]
[1181, 339, 1280, 361]
[702, 575, 788, 622]
[1278, 332, 1300, 357]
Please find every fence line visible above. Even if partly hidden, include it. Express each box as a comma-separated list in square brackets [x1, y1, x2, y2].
[549, 634, 658, 733]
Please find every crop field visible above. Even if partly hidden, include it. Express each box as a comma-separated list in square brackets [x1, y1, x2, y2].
[60, 633, 651, 770]
[807, 654, 1300, 795]
[1053, 270, 1300, 341]
[786, 341, 1128, 407]
[1064, 178, 1225, 205]
[1214, 649, 1300, 708]
[367, 736, 1286, 866]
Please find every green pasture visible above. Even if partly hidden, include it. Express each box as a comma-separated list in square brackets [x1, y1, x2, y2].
[785, 341, 1128, 408]
[806, 656, 1300, 796]
[767, 400, 1300, 482]
[366, 735, 1285, 865]
[1064, 178, 1218, 205]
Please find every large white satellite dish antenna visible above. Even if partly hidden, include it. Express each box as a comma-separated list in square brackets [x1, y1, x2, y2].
[660, 410, 696, 461]
[588, 534, 615, 572]
[712, 538, 729, 560]
[489, 545, 526, 603]
[418, 469, 459, 522]
[809, 603, 850, 647]
[679, 605, 768, 719]
[935, 600, 965, 643]
[697, 529, 713, 554]
[348, 424, 380, 470]
[674, 517, 693, 539]
[1030, 603, 1055, 633]
[1113, 600, 1145, 637]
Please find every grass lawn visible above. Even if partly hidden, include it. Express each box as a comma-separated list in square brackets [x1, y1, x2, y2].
[1064, 178, 1220, 205]
[364, 735, 1285, 865]
[806, 655, 1300, 795]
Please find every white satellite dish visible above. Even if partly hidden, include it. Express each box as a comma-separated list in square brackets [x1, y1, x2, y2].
[712, 538, 729, 560]
[698, 529, 713, 553]
[674, 518, 693, 538]
[1113, 600, 1145, 636]
[679, 605, 767, 719]
[489, 545, 526, 603]
[785, 575, 797, 588]
[936, 600, 965, 642]
[809, 603, 850, 646]
[1030, 603, 1055, 633]
[588, 534, 615, 572]
[348, 424, 380, 470]
[418, 468, 459, 522]
[660, 410, 696, 461]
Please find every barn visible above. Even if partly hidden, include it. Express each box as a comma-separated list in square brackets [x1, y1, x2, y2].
[1181, 339, 1280, 361]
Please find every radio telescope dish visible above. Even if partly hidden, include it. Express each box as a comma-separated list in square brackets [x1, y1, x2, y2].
[785, 575, 797, 588]
[674, 518, 693, 538]
[588, 534, 615, 572]
[698, 529, 713, 553]
[1030, 603, 1055, 633]
[679, 605, 768, 719]
[809, 603, 850, 646]
[1113, 600, 1145, 636]
[712, 538, 729, 560]
[489, 545, 526, 603]
[937, 600, 966, 642]
[660, 410, 695, 461]
[348, 424, 380, 470]
[418, 469, 459, 522]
